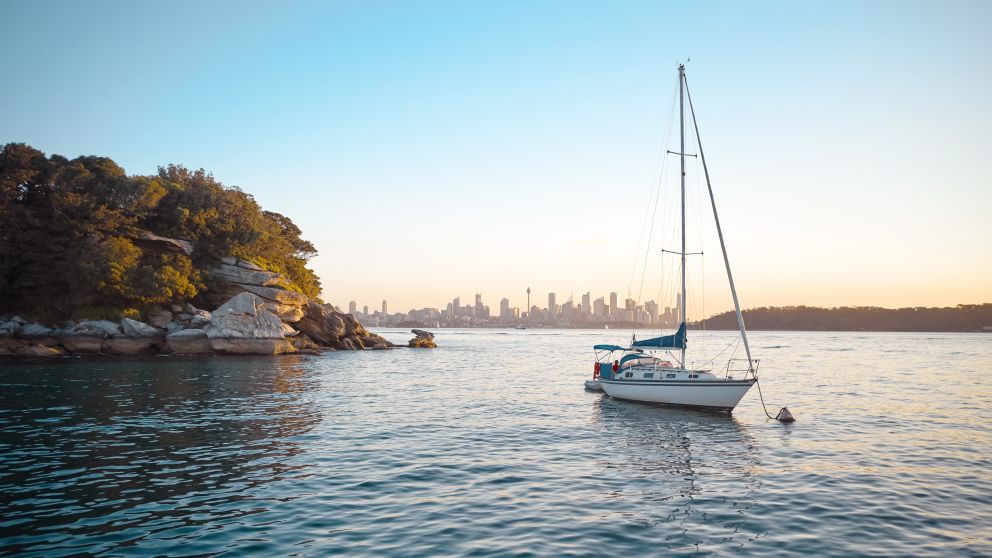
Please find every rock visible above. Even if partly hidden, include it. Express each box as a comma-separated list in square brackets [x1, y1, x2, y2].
[0, 320, 20, 337]
[213, 264, 286, 288]
[239, 284, 308, 306]
[166, 329, 212, 354]
[341, 314, 369, 338]
[409, 337, 437, 348]
[0, 338, 25, 353]
[61, 335, 105, 353]
[204, 293, 295, 354]
[281, 322, 299, 337]
[209, 338, 296, 355]
[338, 338, 357, 351]
[103, 337, 159, 355]
[295, 302, 346, 346]
[290, 333, 321, 352]
[177, 313, 194, 322]
[74, 320, 122, 337]
[20, 323, 55, 337]
[147, 310, 174, 329]
[236, 260, 263, 271]
[121, 318, 161, 338]
[221, 255, 237, 266]
[131, 230, 193, 256]
[411, 329, 435, 340]
[169, 304, 184, 313]
[10, 315, 27, 324]
[263, 302, 305, 323]
[16, 344, 64, 357]
[164, 322, 183, 332]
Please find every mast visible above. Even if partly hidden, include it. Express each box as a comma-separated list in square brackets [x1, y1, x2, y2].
[678, 64, 687, 368]
[683, 73, 755, 373]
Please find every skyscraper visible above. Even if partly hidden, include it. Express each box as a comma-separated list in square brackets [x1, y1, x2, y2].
[581, 292, 591, 315]
[593, 296, 607, 317]
[381, 300, 387, 315]
[348, 300, 357, 314]
[363, 305, 369, 316]
[548, 292, 556, 318]
[453, 296, 460, 315]
[609, 292, 618, 317]
[500, 297, 511, 319]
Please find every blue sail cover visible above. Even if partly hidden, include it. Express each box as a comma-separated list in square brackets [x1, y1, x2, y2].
[632, 322, 687, 350]
[593, 344, 626, 352]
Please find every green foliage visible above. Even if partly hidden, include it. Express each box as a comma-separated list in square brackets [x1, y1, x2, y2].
[0, 143, 322, 320]
[696, 304, 992, 332]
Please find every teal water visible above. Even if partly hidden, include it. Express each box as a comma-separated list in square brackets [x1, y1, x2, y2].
[1, 329, 990, 557]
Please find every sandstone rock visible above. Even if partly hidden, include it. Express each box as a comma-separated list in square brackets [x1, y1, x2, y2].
[61, 335, 105, 353]
[103, 337, 159, 355]
[121, 318, 161, 338]
[213, 264, 285, 288]
[166, 329, 212, 354]
[147, 310, 174, 329]
[338, 338, 357, 351]
[132, 231, 193, 256]
[281, 322, 299, 337]
[204, 293, 292, 356]
[290, 333, 321, 352]
[20, 323, 55, 337]
[236, 259, 263, 271]
[177, 313, 194, 322]
[408, 329, 437, 348]
[164, 322, 183, 332]
[295, 302, 346, 346]
[169, 304, 184, 313]
[16, 344, 64, 357]
[74, 320, 122, 337]
[0, 321, 20, 337]
[263, 302, 305, 323]
[240, 284, 308, 306]
[0, 338, 25, 352]
[221, 255, 237, 266]
[411, 329, 435, 340]
[10, 316, 27, 324]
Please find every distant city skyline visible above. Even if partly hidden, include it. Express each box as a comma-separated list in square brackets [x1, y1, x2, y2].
[1, 1, 989, 311]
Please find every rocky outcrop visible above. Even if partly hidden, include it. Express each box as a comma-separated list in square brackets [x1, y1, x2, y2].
[103, 337, 160, 355]
[131, 231, 194, 257]
[16, 344, 64, 357]
[295, 301, 393, 350]
[121, 318, 160, 337]
[203, 293, 296, 355]
[408, 329, 437, 348]
[213, 263, 286, 288]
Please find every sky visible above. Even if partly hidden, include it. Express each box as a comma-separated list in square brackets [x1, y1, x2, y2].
[1, 0, 989, 316]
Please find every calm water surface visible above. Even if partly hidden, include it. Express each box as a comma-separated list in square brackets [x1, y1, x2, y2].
[1, 329, 990, 557]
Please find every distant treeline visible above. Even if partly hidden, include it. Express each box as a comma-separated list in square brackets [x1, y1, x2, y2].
[694, 304, 992, 332]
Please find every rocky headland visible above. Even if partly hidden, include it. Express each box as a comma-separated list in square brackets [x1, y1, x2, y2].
[0, 256, 427, 357]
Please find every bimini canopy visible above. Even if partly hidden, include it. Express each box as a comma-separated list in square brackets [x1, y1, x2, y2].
[632, 322, 687, 350]
[593, 344, 626, 352]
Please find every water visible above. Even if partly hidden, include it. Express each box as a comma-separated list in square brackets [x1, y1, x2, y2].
[0, 329, 990, 557]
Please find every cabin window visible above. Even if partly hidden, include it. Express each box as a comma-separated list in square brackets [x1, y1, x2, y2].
[666, 373, 676, 378]
[689, 374, 698, 379]
[625, 372, 633, 378]
[643, 373, 654, 379]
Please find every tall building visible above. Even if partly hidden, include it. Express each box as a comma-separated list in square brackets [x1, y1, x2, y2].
[645, 300, 659, 323]
[499, 297, 511, 319]
[348, 300, 357, 314]
[382, 300, 387, 315]
[581, 292, 591, 315]
[526, 287, 531, 318]
[363, 305, 369, 316]
[548, 292, 556, 318]
[453, 296, 461, 315]
[593, 296, 607, 318]
[609, 292, 618, 316]
[625, 297, 636, 311]
[475, 293, 483, 316]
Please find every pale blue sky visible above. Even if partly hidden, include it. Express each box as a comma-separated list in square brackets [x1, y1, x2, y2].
[2, 1, 989, 314]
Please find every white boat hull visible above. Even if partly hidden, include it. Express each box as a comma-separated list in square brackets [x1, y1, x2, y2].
[584, 380, 603, 391]
[600, 378, 755, 411]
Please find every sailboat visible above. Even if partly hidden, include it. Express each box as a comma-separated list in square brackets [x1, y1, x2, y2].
[595, 64, 758, 412]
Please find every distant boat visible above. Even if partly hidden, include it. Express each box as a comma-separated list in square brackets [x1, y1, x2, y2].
[592, 64, 758, 413]
[515, 325, 526, 330]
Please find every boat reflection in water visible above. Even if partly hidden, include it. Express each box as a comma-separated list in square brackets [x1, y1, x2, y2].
[592, 396, 764, 553]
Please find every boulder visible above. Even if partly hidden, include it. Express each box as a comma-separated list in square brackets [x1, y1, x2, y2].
[290, 333, 321, 352]
[121, 318, 161, 338]
[213, 264, 286, 288]
[240, 284, 308, 306]
[74, 320, 122, 337]
[408, 329, 437, 348]
[190, 310, 211, 328]
[204, 293, 295, 355]
[10, 316, 27, 324]
[103, 337, 160, 355]
[147, 310, 174, 329]
[295, 302, 346, 346]
[61, 335, 106, 353]
[236, 259, 263, 271]
[0, 320, 20, 337]
[280, 322, 299, 337]
[20, 322, 55, 337]
[263, 302, 305, 323]
[166, 329, 212, 354]
[0, 338, 25, 353]
[169, 304, 184, 313]
[16, 344, 64, 357]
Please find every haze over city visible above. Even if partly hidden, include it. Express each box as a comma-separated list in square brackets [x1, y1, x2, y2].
[2, 1, 989, 313]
